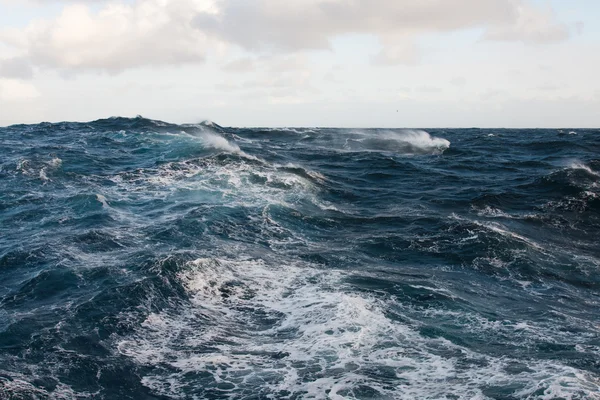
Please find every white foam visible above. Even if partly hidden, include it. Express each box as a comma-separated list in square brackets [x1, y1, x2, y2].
[387, 130, 451, 152]
[107, 155, 328, 216]
[117, 257, 600, 399]
[15, 157, 61, 182]
[276, 163, 329, 183]
[48, 157, 62, 168]
[16, 159, 29, 171]
[474, 205, 515, 219]
[483, 221, 544, 250]
[348, 130, 450, 155]
[39, 167, 49, 181]
[231, 133, 253, 143]
[451, 213, 545, 252]
[96, 194, 109, 208]
[200, 132, 241, 154]
[0, 371, 92, 399]
[568, 162, 599, 177]
[263, 127, 315, 134]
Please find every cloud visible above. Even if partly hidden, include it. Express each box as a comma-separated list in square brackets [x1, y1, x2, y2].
[479, 88, 505, 100]
[222, 57, 255, 72]
[0, 0, 571, 74]
[451, 77, 467, 87]
[371, 36, 419, 65]
[195, 0, 569, 54]
[0, 78, 40, 100]
[0, 57, 34, 79]
[195, 0, 512, 51]
[536, 83, 560, 91]
[484, 3, 569, 43]
[218, 54, 314, 91]
[215, 54, 318, 107]
[417, 85, 443, 93]
[0, 0, 219, 73]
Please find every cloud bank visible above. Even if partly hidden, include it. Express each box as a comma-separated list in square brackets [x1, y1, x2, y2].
[0, 0, 571, 76]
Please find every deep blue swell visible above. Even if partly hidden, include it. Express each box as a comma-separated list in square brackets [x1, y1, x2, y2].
[1, 117, 599, 399]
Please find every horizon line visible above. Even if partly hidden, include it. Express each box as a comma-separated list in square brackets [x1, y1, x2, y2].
[1, 116, 598, 131]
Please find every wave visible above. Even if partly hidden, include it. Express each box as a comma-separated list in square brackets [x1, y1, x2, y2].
[100, 152, 331, 218]
[0, 372, 88, 399]
[343, 130, 450, 155]
[568, 161, 599, 177]
[473, 205, 521, 219]
[2, 119, 600, 398]
[13, 156, 63, 183]
[117, 257, 599, 399]
[537, 162, 600, 214]
[234, 127, 451, 156]
[198, 131, 241, 153]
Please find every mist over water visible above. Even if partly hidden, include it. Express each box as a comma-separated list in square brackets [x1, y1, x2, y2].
[1, 117, 599, 399]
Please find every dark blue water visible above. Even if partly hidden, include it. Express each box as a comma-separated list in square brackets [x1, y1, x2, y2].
[1, 117, 599, 399]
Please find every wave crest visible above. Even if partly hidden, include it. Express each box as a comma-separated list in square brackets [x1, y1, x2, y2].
[345, 130, 450, 155]
[568, 161, 599, 177]
[199, 131, 241, 153]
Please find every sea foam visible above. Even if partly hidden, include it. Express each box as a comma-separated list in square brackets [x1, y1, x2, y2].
[117, 257, 598, 399]
[200, 132, 241, 153]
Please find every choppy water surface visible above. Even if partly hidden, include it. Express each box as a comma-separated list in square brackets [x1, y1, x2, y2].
[1, 118, 599, 399]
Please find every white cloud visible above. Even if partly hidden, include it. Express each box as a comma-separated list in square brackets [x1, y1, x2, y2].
[0, 0, 595, 128]
[450, 77, 467, 87]
[1, 0, 219, 73]
[216, 54, 315, 101]
[0, 78, 40, 100]
[485, 4, 569, 43]
[196, 0, 511, 51]
[371, 36, 418, 65]
[0, 0, 571, 75]
[0, 57, 34, 79]
[195, 0, 569, 55]
[222, 57, 255, 72]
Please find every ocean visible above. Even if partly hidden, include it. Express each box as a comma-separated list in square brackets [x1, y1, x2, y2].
[0, 117, 599, 399]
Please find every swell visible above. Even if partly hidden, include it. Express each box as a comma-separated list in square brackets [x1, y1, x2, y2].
[1, 120, 600, 399]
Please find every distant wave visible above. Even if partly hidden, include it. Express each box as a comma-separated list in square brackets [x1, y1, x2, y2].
[346, 130, 450, 155]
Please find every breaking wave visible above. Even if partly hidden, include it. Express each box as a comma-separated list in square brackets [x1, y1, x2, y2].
[345, 130, 450, 155]
[199, 131, 241, 153]
[118, 258, 598, 399]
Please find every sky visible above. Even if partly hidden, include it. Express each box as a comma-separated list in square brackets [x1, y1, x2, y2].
[0, 0, 599, 127]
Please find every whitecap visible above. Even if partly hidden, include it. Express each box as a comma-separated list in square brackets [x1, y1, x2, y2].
[568, 162, 599, 177]
[16, 159, 30, 172]
[48, 157, 62, 168]
[39, 167, 49, 181]
[117, 257, 600, 399]
[0, 371, 91, 399]
[346, 130, 450, 155]
[474, 205, 514, 219]
[475, 220, 544, 250]
[200, 132, 241, 153]
[96, 194, 109, 208]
